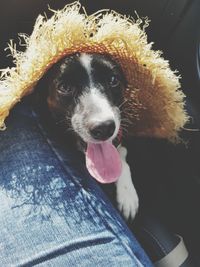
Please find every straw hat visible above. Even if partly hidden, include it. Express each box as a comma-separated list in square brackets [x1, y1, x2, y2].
[0, 1, 188, 141]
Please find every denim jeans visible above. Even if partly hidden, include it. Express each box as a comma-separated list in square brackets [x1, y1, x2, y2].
[0, 100, 153, 267]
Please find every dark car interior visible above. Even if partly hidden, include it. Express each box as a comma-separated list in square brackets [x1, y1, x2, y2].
[0, 1, 200, 266]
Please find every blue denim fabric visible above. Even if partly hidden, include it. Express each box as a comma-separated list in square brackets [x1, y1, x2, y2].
[0, 101, 153, 267]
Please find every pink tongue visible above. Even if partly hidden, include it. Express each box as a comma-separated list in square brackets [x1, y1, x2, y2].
[86, 141, 122, 184]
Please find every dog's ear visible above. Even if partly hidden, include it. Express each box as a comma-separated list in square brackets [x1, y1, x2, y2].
[32, 74, 49, 111]
[31, 64, 58, 121]
[33, 62, 60, 107]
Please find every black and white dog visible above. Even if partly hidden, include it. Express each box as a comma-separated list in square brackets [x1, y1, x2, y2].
[45, 52, 139, 220]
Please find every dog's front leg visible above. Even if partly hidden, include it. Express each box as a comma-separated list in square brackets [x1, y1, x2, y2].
[115, 146, 139, 221]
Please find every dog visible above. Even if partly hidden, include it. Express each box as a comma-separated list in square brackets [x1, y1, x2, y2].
[44, 52, 139, 221]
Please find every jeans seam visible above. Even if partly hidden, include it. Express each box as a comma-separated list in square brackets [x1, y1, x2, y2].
[30, 107, 83, 188]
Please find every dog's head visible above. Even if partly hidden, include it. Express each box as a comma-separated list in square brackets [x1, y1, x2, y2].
[47, 53, 126, 144]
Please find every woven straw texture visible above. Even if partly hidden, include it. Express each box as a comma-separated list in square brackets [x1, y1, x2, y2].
[0, 1, 188, 141]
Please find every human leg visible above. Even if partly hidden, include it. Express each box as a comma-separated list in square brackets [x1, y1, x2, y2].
[0, 100, 152, 267]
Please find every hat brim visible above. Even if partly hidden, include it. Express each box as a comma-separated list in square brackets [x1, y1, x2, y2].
[0, 1, 188, 141]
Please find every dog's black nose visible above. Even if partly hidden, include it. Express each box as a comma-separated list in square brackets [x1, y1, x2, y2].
[90, 120, 116, 141]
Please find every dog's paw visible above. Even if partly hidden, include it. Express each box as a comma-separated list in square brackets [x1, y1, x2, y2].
[116, 145, 139, 221]
[116, 179, 139, 221]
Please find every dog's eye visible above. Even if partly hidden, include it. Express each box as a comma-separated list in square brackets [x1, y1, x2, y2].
[109, 75, 120, 87]
[57, 85, 70, 96]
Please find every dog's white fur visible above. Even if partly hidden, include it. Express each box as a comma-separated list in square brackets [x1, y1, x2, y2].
[71, 89, 120, 143]
[79, 53, 93, 82]
[73, 53, 139, 220]
[117, 146, 139, 220]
